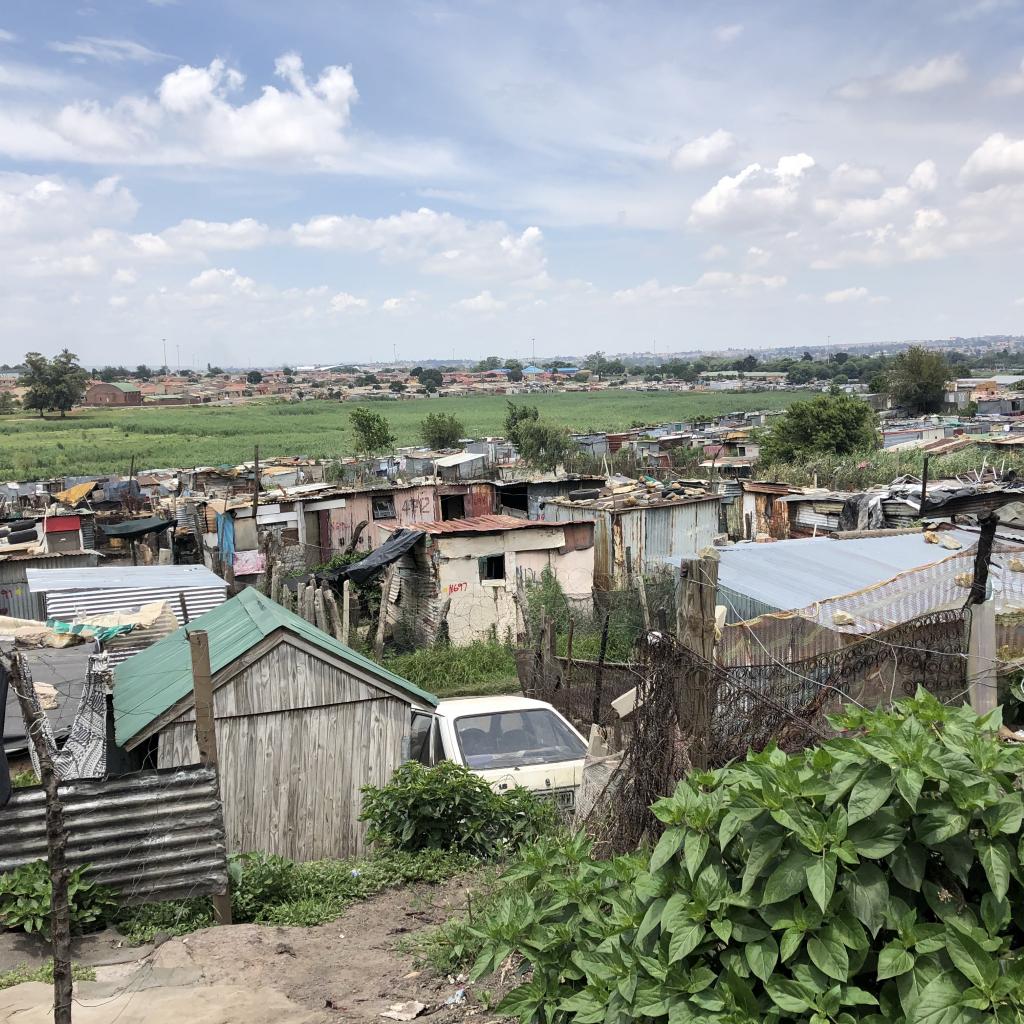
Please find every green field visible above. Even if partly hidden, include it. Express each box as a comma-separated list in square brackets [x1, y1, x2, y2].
[0, 390, 815, 479]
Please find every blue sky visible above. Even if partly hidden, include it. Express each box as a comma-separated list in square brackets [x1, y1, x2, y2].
[2, 0, 1024, 367]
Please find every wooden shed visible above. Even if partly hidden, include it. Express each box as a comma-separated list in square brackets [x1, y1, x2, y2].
[113, 588, 437, 861]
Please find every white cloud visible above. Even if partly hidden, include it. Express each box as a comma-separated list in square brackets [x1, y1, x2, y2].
[0, 52, 456, 176]
[188, 267, 256, 294]
[613, 271, 785, 304]
[290, 208, 547, 286]
[695, 271, 786, 292]
[161, 217, 270, 252]
[109, 295, 128, 308]
[715, 24, 744, 43]
[112, 267, 138, 285]
[888, 53, 968, 93]
[689, 153, 815, 227]
[839, 53, 968, 100]
[329, 291, 367, 312]
[454, 290, 507, 313]
[0, 30, 16, 44]
[701, 244, 728, 261]
[670, 130, 737, 170]
[0, 62, 79, 93]
[990, 57, 1024, 94]
[960, 132, 1024, 185]
[0, 172, 137, 240]
[829, 163, 884, 192]
[824, 286, 869, 303]
[49, 37, 171, 63]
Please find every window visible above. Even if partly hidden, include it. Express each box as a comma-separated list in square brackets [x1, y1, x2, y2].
[372, 494, 396, 520]
[479, 554, 505, 581]
[408, 712, 436, 765]
[454, 709, 587, 770]
[440, 494, 465, 520]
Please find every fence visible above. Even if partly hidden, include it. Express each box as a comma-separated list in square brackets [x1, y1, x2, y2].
[0, 766, 229, 904]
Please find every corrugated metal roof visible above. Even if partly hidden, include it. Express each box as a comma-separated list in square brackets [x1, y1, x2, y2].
[27, 565, 224, 592]
[114, 588, 437, 746]
[434, 452, 487, 467]
[385, 515, 556, 536]
[707, 531, 978, 613]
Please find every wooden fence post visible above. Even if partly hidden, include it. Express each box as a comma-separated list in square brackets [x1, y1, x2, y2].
[341, 579, 351, 646]
[675, 552, 721, 769]
[966, 512, 999, 714]
[591, 612, 611, 726]
[188, 630, 233, 926]
[6, 652, 73, 1024]
[374, 564, 397, 660]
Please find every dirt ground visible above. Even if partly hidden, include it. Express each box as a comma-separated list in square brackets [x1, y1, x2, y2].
[0, 875, 515, 1024]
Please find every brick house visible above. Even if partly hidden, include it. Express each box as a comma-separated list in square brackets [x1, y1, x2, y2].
[84, 382, 143, 406]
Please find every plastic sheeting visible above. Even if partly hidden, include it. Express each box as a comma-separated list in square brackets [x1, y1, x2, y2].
[101, 516, 172, 538]
[339, 528, 425, 584]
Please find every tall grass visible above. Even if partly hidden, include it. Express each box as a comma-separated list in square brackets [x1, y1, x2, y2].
[382, 641, 519, 697]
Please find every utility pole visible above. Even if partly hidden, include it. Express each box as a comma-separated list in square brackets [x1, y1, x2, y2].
[162, 338, 167, 372]
[252, 445, 260, 522]
[176, 344, 181, 373]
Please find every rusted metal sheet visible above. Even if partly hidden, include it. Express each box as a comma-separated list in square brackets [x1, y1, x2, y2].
[0, 766, 228, 904]
[464, 482, 497, 518]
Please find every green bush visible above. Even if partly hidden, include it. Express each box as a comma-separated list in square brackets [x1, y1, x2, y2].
[360, 761, 558, 857]
[468, 691, 1024, 1024]
[0, 862, 115, 940]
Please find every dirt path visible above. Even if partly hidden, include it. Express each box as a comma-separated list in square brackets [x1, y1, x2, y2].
[2, 875, 512, 1024]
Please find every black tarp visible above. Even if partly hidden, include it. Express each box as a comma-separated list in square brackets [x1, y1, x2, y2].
[331, 529, 426, 585]
[101, 516, 173, 538]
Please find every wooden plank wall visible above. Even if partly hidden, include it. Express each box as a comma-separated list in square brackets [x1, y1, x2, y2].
[157, 641, 409, 861]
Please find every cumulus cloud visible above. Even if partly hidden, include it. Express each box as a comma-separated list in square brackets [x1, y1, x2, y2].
[715, 24, 744, 43]
[839, 53, 968, 99]
[455, 290, 507, 313]
[670, 130, 737, 170]
[689, 153, 815, 227]
[960, 132, 1024, 185]
[613, 271, 785, 304]
[49, 37, 171, 63]
[0, 52, 456, 175]
[329, 291, 367, 312]
[112, 267, 138, 285]
[701, 244, 728, 261]
[0, 29, 15, 44]
[290, 208, 547, 286]
[160, 217, 270, 251]
[829, 163, 884, 192]
[824, 286, 869, 303]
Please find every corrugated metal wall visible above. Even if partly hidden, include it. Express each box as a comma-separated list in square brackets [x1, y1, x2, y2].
[157, 640, 410, 861]
[0, 554, 101, 620]
[43, 585, 227, 626]
[0, 766, 228, 904]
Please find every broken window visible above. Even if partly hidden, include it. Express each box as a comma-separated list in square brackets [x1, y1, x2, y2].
[479, 554, 506, 581]
[440, 494, 465, 520]
[371, 494, 396, 520]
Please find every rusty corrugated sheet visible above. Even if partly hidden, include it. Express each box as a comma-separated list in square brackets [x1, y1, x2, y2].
[0, 766, 228, 904]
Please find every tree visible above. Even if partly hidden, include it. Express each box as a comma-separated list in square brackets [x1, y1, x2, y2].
[833, 351, 849, 364]
[389, 381, 406, 393]
[135, 364, 152, 379]
[282, 365, 293, 375]
[732, 354, 758, 373]
[420, 412, 465, 449]
[801, 351, 813, 361]
[247, 370, 263, 385]
[964, 400, 979, 418]
[21, 350, 88, 418]
[884, 345, 952, 413]
[418, 368, 443, 391]
[786, 364, 817, 386]
[505, 358, 524, 383]
[759, 390, 879, 462]
[349, 407, 396, 455]
[0, 393, 18, 415]
[503, 401, 539, 445]
[474, 356, 503, 372]
[206, 366, 224, 377]
[515, 422, 574, 472]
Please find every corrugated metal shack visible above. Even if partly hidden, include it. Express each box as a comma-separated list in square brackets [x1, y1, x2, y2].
[712, 531, 979, 622]
[113, 589, 437, 861]
[542, 485, 721, 589]
[0, 551, 101, 620]
[27, 565, 227, 626]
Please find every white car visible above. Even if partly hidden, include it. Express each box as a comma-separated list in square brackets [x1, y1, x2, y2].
[408, 695, 588, 812]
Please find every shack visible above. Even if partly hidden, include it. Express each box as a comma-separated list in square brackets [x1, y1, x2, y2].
[542, 491, 721, 589]
[113, 588, 437, 860]
[377, 515, 595, 646]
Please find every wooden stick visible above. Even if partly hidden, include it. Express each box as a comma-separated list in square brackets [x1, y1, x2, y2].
[591, 612, 610, 726]
[6, 652, 73, 1024]
[188, 630, 232, 925]
[324, 586, 344, 642]
[252, 444, 260, 524]
[374, 564, 398, 659]
[314, 585, 330, 633]
[967, 513, 999, 607]
[341, 579, 351, 646]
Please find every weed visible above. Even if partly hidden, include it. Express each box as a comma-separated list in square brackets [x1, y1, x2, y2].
[11, 769, 37, 789]
[0, 862, 115, 940]
[382, 641, 518, 696]
[0, 961, 96, 991]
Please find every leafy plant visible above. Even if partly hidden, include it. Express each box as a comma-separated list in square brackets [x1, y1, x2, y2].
[360, 761, 558, 857]
[468, 691, 1024, 1024]
[0, 862, 116, 940]
[11, 769, 37, 788]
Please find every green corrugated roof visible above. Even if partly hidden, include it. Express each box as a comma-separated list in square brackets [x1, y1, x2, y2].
[113, 587, 437, 746]
[109, 382, 141, 393]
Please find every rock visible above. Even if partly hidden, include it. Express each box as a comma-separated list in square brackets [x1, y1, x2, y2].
[381, 1000, 427, 1021]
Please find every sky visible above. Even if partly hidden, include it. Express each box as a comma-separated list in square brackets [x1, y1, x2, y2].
[2, 1, 1024, 368]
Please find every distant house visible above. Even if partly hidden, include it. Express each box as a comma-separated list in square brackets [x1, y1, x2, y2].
[84, 382, 142, 407]
[113, 589, 437, 861]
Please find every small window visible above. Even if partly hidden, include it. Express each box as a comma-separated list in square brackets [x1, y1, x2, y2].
[372, 494, 396, 520]
[479, 554, 505, 581]
[440, 494, 465, 521]
[408, 712, 435, 765]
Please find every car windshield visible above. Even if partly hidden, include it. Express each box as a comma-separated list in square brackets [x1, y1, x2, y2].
[454, 709, 586, 769]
